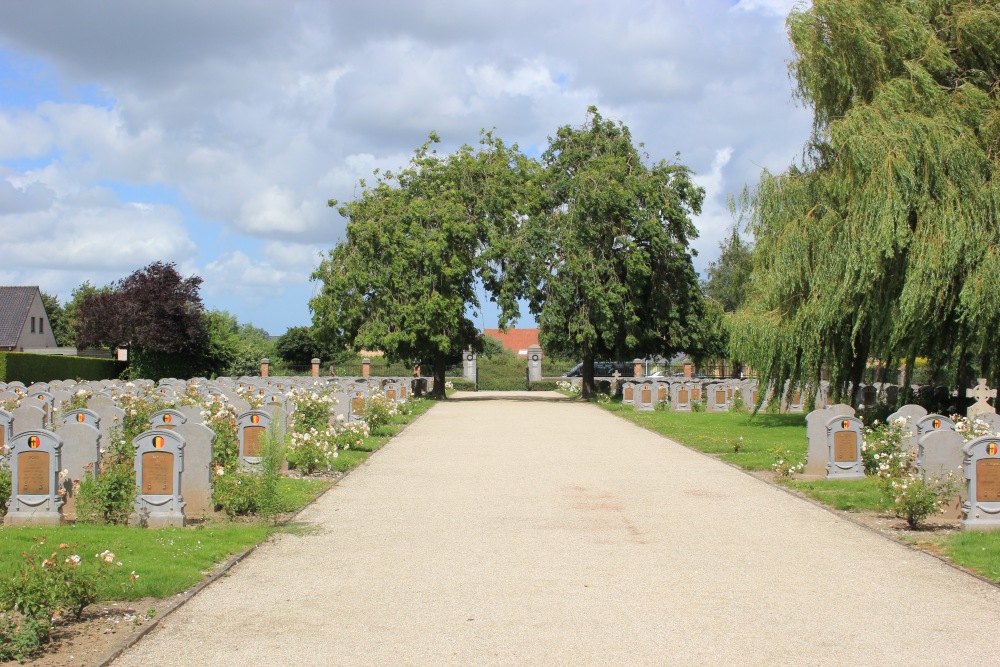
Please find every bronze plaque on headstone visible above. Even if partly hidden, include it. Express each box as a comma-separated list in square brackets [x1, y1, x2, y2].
[657, 386, 666, 401]
[977, 459, 1000, 502]
[751, 391, 758, 405]
[833, 431, 858, 462]
[791, 390, 800, 405]
[351, 397, 365, 414]
[17, 451, 49, 494]
[692, 388, 701, 401]
[386, 389, 396, 402]
[141, 451, 173, 495]
[640, 389, 651, 404]
[0, 428, 5, 452]
[716, 390, 726, 404]
[243, 425, 265, 457]
[624, 387, 633, 401]
[678, 389, 689, 404]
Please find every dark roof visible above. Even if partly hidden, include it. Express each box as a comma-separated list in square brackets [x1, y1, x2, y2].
[0, 287, 40, 348]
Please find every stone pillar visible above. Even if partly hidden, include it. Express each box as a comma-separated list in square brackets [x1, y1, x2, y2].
[362, 358, 371, 378]
[527, 345, 543, 382]
[260, 358, 270, 378]
[311, 358, 320, 378]
[463, 349, 477, 383]
[684, 363, 693, 379]
[633, 359, 643, 378]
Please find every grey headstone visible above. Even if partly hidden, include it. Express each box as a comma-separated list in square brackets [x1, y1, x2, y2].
[11, 404, 45, 436]
[4, 430, 63, 526]
[888, 404, 927, 455]
[803, 404, 855, 479]
[62, 408, 101, 430]
[961, 436, 1000, 531]
[826, 415, 865, 480]
[173, 422, 216, 519]
[59, 421, 102, 521]
[237, 410, 272, 473]
[130, 429, 186, 528]
[633, 382, 655, 412]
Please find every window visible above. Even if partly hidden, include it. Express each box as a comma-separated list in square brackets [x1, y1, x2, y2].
[39, 318, 44, 334]
[30, 317, 35, 333]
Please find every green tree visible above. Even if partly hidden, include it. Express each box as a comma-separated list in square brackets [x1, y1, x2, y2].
[311, 132, 535, 397]
[528, 107, 705, 397]
[40, 293, 73, 347]
[274, 326, 325, 366]
[703, 227, 754, 313]
[730, 0, 1000, 399]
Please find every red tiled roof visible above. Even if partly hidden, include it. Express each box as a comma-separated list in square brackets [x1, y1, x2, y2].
[483, 328, 540, 355]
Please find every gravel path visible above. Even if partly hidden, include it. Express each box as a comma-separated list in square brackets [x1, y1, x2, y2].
[113, 393, 1000, 666]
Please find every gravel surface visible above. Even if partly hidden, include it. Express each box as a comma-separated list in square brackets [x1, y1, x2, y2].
[112, 392, 1000, 665]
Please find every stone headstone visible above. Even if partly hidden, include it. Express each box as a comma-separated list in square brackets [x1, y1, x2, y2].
[173, 422, 216, 519]
[88, 394, 117, 409]
[826, 416, 865, 480]
[803, 404, 855, 480]
[888, 404, 927, 455]
[4, 430, 63, 526]
[670, 383, 691, 412]
[0, 409, 12, 456]
[967, 379, 997, 419]
[622, 382, 636, 405]
[58, 421, 102, 521]
[918, 428, 966, 519]
[11, 404, 45, 436]
[178, 404, 207, 424]
[961, 436, 1000, 531]
[150, 409, 188, 430]
[90, 404, 126, 446]
[130, 429, 186, 528]
[238, 410, 272, 472]
[706, 384, 729, 412]
[634, 382, 655, 412]
[917, 414, 955, 444]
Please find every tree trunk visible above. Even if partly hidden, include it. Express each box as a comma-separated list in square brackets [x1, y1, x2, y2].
[433, 354, 447, 399]
[582, 350, 595, 399]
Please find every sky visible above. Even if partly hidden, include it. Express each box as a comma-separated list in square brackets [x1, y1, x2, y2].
[0, 0, 812, 337]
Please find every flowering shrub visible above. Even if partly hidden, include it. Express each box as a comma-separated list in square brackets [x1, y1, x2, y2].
[0, 538, 136, 661]
[286, 425, 339, 474]
[883, 471, 958, 529]
[954, 416, 1000, 442]
[201, 401, 239, 469]
[75, 424, 137, 525]
[861, 418, 909, 478]
[0, 460, 10, 516]
[212, 469, 264, 517]
[357, 394, 395, 433]
[771, 449, 805, 477]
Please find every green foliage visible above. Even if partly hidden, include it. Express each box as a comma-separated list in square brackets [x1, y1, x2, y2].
[0, 352, 124, 384]
[861, 418, 909, 477]
[783, 478, 886, 512]
[530, 107, 705, 397]
[0, 461, 10, 516]
[703, 227, 754, 313]
[212, 470, 265, 518]
[732, 0, 1000, 397]
[311, 132, 535, 396]
[194, 309, 274, 378]
[40, 292, 74, 347]
[0, 539, 136, 660]
[943, 532, 1000, 582]
[274, 326, 346, 366]
[75, 420, 140, 525]
[882, 474, 958, 529]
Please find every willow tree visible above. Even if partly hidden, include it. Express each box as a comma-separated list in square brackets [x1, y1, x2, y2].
[529, 107, 704, 398]
[730, 0, 1000, 400]
[310, 132, 536, 397]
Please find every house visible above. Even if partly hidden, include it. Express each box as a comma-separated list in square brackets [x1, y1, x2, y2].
[482, 328, 540, 356]
[0, 287, 57, 352]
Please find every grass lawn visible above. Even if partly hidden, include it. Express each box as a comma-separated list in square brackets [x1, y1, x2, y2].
[941, 532, 1000, 582]
[780, 477, 886, 512]
[600, 401, 807, 470]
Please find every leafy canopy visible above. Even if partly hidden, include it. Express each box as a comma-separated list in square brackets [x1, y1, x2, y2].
[730, 0, 1000, 396]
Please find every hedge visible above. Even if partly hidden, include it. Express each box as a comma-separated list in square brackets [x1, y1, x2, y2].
[0, 352, 126, 384]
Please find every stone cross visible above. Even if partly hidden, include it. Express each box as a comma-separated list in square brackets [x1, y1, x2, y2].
[611, 370, 621, 393]
[967, 379, 997, 418]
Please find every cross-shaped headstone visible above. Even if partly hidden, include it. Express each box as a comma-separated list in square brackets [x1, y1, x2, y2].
[967, 378, 997, 418]
[611, 370, 622, 393]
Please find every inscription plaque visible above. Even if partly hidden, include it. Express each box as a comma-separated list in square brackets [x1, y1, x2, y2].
[17, 451, 49, 495]
[834, 431, 858, 463]
[141, 451, 173, 495]
[678, 389, 689, 404]
[657, 386, 667, 401]
[692, 388, 702, 401]
[715, 390, 726, 404]
[791, 390, 800, 405]
[751, 391, 758, 405]
[0, 429, 5, 452]
[243, 425, 265, 457]
[977, 459, 1000, 502]
[624, 387, 633, 401]
[351, 397, 365, 414]
[640, 389, 652, 404]
[386, 389, 396, 402]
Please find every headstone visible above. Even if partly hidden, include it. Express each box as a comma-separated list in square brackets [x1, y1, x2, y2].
[88, 394, 117, 409]
[888, 404, 927, 455]
[11, 404, 45, 436]
[961, 436, 1000, 531]
[802, 404, 856, 480]
[634, 382, 655, 412]
[90, 404, 126, 447]
[348, 388, 370, 423]
[967, 379, 997, 419]
[130, 429, 185, 528]
[670, 383, 691, 412]
[917, 414, 955, 444]
[919, 429, 965, 519]
[881, 384, 899, 407]
[150, 409, 188, 430]
[826, 416, 865, 480]
[173, 422, 216, 519]
[178, 404, 207, 424]
[238, 410, 272, 472]
[58, 421, 102, 521]
[786, 385, 804, 414]
[706, 384, 729, 412]
[0, 409, 12, 456]
[622, 382, 636, 405]
[4, 430, 63, 526]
